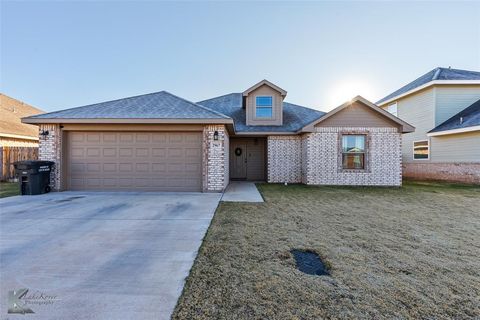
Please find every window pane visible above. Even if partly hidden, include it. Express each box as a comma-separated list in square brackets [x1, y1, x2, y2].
[342, 135, 365, 153]
[342, 154, 365, 169]
[256, 96, 272, 106]
[414, 140, 428, 147]
[413, 140, 429, 159]
[256, 107, 272, 118]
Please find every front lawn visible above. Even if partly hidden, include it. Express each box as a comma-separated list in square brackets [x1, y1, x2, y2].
[173, 181, 480, 319]
[0, 182, 20, 198]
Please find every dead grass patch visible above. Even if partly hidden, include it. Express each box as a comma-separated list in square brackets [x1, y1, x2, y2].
[173, 181, 480, 319]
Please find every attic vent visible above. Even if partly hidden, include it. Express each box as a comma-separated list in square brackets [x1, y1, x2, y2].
[460, 117, 463, 124]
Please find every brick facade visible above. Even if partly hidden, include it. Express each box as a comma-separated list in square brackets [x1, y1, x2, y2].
[304, 127, 402, 186]
[203, 125, 229, 192]
[38, 124, 63, 190]
[37, 122, 403, 191]
[404, 162, 480, 184]
[267, 136, 302, 183]
[268, 127, 402, 186]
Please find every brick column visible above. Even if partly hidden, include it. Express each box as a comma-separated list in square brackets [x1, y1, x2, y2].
[203, 125, 228, 192]
[38, 124, 63, 190]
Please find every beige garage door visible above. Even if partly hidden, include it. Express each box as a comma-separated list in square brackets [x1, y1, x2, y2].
[67, 131, 203, 191]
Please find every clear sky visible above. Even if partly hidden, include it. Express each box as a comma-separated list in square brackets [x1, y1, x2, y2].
[1, 1, 479, 112]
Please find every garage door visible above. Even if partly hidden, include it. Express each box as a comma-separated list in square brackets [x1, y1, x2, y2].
[67, 132, 203, 191]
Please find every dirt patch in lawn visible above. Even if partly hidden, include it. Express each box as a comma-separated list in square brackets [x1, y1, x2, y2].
[173, 181, 480, 319]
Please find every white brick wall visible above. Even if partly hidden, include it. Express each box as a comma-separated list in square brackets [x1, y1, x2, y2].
[305, 127, 402, 186]
[38, 124, 62, 190]
[267, 127, 402, 186]
[203, 125, 229, 192]
[267, 136, 302, 183]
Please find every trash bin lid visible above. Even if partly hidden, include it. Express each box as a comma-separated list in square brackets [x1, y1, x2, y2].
[14, 160, 55, 169]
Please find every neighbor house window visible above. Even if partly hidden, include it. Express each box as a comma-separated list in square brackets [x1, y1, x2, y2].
[342, 135, 366, 169]
[386, 102, 398, 117]
[413, 140, 429, 160]
[255, 96, 273, 118]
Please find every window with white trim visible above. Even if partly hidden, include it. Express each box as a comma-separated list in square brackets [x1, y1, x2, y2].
[413, 140, 429, 160]
[255, 96, 273, 118]
[386, 102, 398, 117]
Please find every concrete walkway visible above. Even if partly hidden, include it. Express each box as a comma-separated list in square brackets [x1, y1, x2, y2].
[222, 181, 264, 202]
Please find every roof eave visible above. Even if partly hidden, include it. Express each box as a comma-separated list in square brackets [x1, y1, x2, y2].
[0, 132, 39, 141]
[21, 118, 234, 125]
[377, 80, 480, 106]
[427, 125, 480, 136]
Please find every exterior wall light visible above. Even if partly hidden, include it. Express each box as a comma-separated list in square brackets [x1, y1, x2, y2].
[40, 130, 49, 137]
[213, 131, 219, 140]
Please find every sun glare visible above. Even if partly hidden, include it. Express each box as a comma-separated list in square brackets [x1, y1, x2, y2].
[327, 80, 378, 111]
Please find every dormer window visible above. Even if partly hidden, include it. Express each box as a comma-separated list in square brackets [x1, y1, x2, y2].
[255, 96, 273, 118]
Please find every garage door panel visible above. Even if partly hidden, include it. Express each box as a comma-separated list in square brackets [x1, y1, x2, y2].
[86, 133, 101, 142]
[119, 148, 133, 157]
[67, 131, 202, 191]
[119, 133, 134, 142]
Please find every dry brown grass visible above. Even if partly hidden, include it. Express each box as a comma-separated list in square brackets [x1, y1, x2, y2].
[173, 181, 480, 319]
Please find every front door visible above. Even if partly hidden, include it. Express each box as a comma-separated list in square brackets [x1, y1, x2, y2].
[230, 142, 247, 179]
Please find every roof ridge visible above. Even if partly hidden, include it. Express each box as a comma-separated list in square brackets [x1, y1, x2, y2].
[162, 91, 231, 119]
[283, 101, 326, 114]
[432, 67, 442, 80]
[197, 92, 241, 104]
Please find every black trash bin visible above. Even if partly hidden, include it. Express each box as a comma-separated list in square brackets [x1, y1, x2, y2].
[14, 161, 55, 195]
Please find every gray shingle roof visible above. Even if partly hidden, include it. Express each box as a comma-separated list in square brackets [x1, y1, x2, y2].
[377, 67, 480, 105]
[197, 93, 325, 132]
[28, 91, 230, 119]
[428, 99, 480, 133]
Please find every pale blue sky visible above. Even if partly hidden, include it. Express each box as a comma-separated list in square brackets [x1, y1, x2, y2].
[1, 1, 479, 112]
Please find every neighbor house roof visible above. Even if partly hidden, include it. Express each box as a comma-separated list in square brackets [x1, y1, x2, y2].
[377, 67, 480, 106]
[197, 93, 325, 133]
[23, 91, 232, 124]
[0, 94, 44, 140]
[428, 98, 480, 136]
[301, 96, 415, 133]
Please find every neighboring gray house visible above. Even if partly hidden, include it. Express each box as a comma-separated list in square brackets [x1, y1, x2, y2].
[377, 67, 480, 183]
[23, 80, 413, 192]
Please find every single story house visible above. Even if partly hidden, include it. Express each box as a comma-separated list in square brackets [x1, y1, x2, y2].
[377, 67, 480, 183]
[23, 80, 414, 192]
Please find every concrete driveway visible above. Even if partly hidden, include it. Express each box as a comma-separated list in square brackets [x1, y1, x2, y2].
[0, 191, 221, 320]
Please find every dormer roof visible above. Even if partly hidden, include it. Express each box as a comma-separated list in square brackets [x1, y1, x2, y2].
[242, 80, 287, 97]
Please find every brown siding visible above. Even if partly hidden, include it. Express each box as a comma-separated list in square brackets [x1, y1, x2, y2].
[246, 84, 283, 126]
[61, 124, 204, 131]
[316, 102, 400, 129]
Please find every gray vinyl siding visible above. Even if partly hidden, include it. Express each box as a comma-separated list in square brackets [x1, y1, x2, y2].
[430, 131, 480, 162]
[391, 88, 436, 163]
[434, 85, 480, 125]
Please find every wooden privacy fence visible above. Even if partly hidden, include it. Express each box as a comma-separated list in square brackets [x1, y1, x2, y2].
[0, 146, 39, 181]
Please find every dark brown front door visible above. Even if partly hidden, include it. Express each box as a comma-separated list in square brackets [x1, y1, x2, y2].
[230, 138, 266, 181]
[231, 142, 247, 179]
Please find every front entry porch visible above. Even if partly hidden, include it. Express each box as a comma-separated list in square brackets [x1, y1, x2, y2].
[229, 137, 267, 181]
